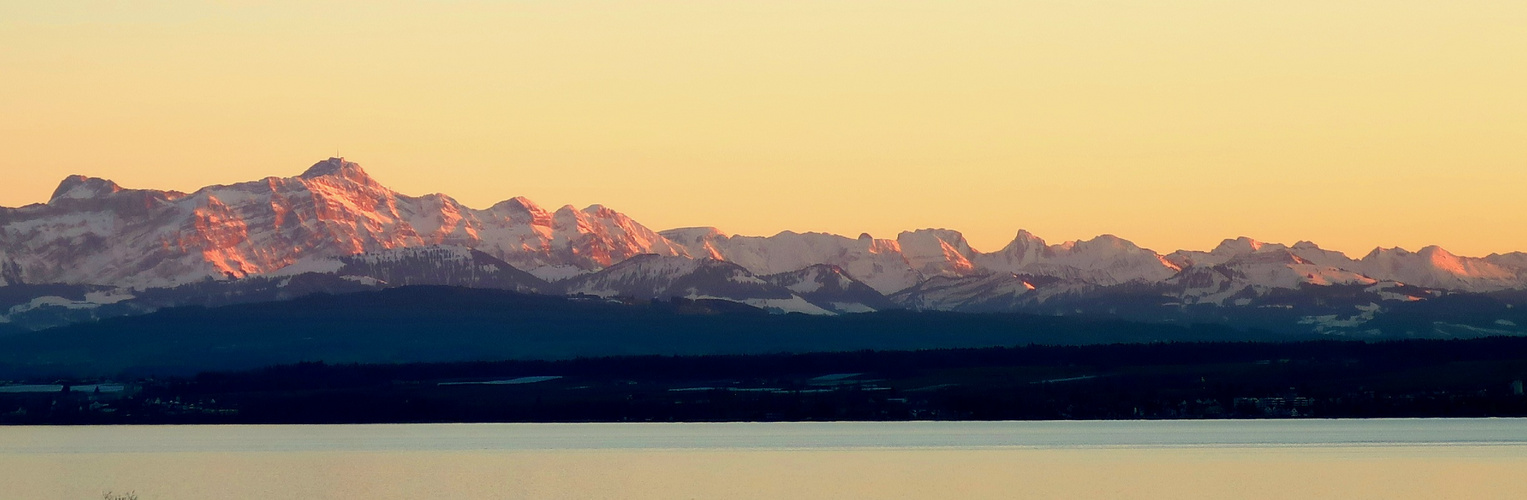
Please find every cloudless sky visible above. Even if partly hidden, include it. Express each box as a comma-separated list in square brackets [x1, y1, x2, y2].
[2, 1, 1524, 257]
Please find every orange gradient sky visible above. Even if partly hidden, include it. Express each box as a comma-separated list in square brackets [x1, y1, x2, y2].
[2, 2, 1524, 257]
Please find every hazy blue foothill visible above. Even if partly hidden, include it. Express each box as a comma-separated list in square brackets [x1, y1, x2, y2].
[8, 324, 1526, 424]
[0, 286, 1295, 378]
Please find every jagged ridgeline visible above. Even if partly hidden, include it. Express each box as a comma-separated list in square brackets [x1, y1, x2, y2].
[2, 157, 1527, 337]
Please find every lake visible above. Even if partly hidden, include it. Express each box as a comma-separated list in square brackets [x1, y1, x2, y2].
[4, 419, 1525, 499]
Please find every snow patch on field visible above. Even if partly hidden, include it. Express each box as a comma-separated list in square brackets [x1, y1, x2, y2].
[5, 292, 134, 316]
[688, 294, 834, 316]
[830, 302, 878, 314]
[1299, 303, 1383, 332]
[341, 276, 383, 286]
[84, 290, 135, 305]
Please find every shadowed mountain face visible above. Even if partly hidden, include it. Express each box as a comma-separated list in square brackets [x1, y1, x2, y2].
[3, 158, 1527, 338]
[558, 255, 831, 315]
[322, 246, 548, 293]
[763, 264, 899, 314]
[555, 257, 893, 315]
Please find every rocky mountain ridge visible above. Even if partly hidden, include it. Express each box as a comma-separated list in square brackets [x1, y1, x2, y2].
[4, 158, 1526, 337]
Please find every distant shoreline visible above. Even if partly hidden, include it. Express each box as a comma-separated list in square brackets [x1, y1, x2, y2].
[6, 336, 1525, 425]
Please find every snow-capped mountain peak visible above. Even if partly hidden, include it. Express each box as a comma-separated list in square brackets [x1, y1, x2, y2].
[896, 228, 978, 276]
[985, 229, 1049, 268]
[1285, 241, 1358, 269]
[1167, 237, 1276, 268]
[658, 227, 729, 260]
[1359, 245, 1519, 291]
[660, 227, 728, 245]
[656, 228, 926, 295]
[1216, 236, 1264, 253]
[299, 157, 371, 181]
[975, 231, 1178, 286]
[49, 175, 125, 203]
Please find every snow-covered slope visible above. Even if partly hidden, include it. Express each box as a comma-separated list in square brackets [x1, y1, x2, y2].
[1286, 241, 1363, 269]
[1487, 253, 1527, 280]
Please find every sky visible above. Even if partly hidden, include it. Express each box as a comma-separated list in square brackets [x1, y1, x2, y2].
[2, 1, 1524, 257]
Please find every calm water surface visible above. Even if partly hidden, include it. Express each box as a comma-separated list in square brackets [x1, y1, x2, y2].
[3, 419, 1525, 499]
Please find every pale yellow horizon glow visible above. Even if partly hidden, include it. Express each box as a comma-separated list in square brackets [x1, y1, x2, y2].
[2, 2, 1524, 257]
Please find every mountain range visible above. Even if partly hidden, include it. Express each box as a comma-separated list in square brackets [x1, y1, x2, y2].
[4, 157, 1526, 338]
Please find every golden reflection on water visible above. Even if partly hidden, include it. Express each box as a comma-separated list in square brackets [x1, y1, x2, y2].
[7, 446, 1525, 500]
